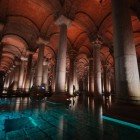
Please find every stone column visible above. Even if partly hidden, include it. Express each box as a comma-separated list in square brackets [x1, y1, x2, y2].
[93, 40, 102, 97]
[103, 64, 108, 95]
[0, 71, 5, 94]
[13, 63, 20, 91]
[42, 59, 49, 91]
[35, 45, 45, 86]
[88, 58, 94, 95]
[110, 68, 115, 94]
[51, 15, 71, 103]
[25, 54, 33, 92]
[0, 43, 3, 63]
[30, 67, 35, 88]
[55, 23, 67, 93]
[34, 37, 49, 86]
[69, 50, 76, 95]
[51, 64, 56, 93]
[18, 57, 27, 90]
[112, 0, 140, 104]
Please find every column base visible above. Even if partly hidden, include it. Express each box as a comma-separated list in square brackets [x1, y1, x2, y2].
[48, 92, 71, 105]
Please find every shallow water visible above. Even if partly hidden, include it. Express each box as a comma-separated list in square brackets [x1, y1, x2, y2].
[0, 96, 140, 140]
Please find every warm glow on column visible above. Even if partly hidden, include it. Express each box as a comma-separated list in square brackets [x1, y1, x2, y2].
[18, 57, 27, 89]
[69, 84, 73, 95]
[35, 45, 45, 86]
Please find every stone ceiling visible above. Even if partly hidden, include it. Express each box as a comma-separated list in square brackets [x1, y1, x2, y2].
[0, 0, 140, 77]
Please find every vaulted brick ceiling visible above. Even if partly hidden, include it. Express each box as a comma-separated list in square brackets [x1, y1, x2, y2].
[0, 0, 140, 76]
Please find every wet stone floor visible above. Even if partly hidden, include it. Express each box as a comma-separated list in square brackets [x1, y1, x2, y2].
[0, 96, 140, 140]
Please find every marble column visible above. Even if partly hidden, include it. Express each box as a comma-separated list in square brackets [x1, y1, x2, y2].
[103, 64, 108, 95]
[51, 65, 56, 93]
[0, 43, 3, 63]
[13, 63, 20, 91]
[42, 59, 49, 91]
[51, 15, 71, 102]
[110, 69, 115, 93]
[112, 0, 140, 104]
[0, 71, 5, 94]
[75, 76, 79, 92]
[74, 64, 79, 92]
[69, 51, 76, 95]
[89, 58, 94, 95]
[35, 45, 45, 86]
[25, 54, 33, 92]
[30, 67, 35, 88]
[55, 23, 67, 93]
[93, 40, 102, 97]
[18, 57, 27, 90]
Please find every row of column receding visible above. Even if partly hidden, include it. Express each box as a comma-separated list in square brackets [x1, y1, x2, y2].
[1, 0, 140, 104]
[3, 48, 114, 96]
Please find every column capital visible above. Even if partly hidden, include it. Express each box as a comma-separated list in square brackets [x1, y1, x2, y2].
[55, 15, 71, 27]
[14, 61, 20, 66]
[92, 38, 102, 49]
[36, 37, 49, 46]
[26, 50, 34, 55]
[21, 56, 28, 61]
[43, 59, 49, 66]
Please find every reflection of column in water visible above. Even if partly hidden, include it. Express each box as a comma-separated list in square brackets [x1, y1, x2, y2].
[94, 102, 103, 140]
[57, 116, 64, 139]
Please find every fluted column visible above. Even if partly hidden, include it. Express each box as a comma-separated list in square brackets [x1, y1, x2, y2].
[93, 40, 102, 97]
[51, 15, 71, 103]
[89, 58, 94, 95]
[112, 0, 140, 104]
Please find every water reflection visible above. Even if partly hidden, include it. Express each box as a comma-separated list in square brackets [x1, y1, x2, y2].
[0, 96, 139, 140]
